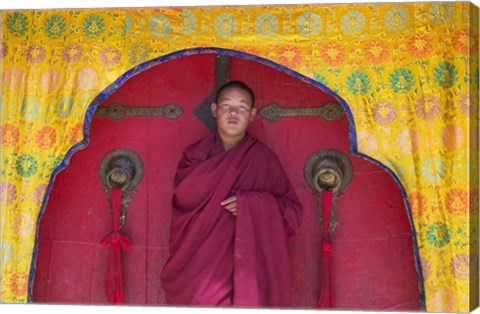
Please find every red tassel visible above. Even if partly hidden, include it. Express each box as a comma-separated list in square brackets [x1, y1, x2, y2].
[100, 188, 131, 304]
[317, 189, 334, 308]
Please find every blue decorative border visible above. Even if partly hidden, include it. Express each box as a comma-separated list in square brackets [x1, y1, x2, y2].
[28, 47, 425, 309]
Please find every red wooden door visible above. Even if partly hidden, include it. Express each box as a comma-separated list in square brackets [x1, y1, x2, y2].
[33, 54, 216, 305]
[33, 52, 421, 309]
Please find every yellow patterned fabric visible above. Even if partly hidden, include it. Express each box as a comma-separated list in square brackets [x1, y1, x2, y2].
[0, 3, 478, 312]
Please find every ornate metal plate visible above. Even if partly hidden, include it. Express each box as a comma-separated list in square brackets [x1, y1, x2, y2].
[259, 102, 345, 122]
[94, 102, 184, 120]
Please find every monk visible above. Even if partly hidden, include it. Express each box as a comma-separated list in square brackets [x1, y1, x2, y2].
[160, 81, 303, 307]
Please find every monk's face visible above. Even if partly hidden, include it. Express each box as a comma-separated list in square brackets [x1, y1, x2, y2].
[211, 87, 257, 143]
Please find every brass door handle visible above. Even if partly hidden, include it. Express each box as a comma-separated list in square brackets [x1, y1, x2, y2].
[304, 150, 352, 194]
[99, 149, 144, 230]
[304, 150, 353, 232]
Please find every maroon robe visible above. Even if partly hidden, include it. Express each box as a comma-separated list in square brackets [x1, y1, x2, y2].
[160, 131, 303, 307]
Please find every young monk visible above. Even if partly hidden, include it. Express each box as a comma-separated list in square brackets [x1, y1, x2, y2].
[160, 80, 303, 307]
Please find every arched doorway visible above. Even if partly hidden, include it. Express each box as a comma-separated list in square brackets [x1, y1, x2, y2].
[32, 50, 422, 309]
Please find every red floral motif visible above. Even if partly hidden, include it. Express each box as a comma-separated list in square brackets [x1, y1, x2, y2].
[40, 69, 62, 93]
[409, 191, 427, 220]
[76, 67, 98, 91]
[278, 46, 303, 69]
[420, 257, 431, 279]
[62, 44, 83, 63]
[364, 39, 389, 64]
[415, 95, 440, 120]
[407, 33, 433, 59]
[372, 101, 397, 125]
[239, 46, 260, 57]
[320, 42, 345, 67]
[357, 130, 378, 152]
[1, 41, 8, 57]
[1, 124, 20, 147]
[4, 67, 25, 90]
[13, 212, 35, 237]
[429, 286, 457, 312]
[33, 183, 48, 206]
[397, 128, 421, 154]
[70, 123, 83, 144]
[100, 47, 121, 66]
[36, 126, 57, 149]
[458, 93, 473, 116]
[453, 30, 478, 56]
[450, 253, 470, 280]
[9, 272, 28, 296]
[26, 45, 46, 63]
[0, 181, 17, 206]
[441, 124, 465, 150]
[445, 188, 468, 215]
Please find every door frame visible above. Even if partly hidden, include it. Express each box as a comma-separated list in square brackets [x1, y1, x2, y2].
[29, 47, 425, 308]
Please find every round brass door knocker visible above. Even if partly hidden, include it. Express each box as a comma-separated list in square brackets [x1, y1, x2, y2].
[99, 149, 144, 191]
[304, 150, 353, 194]
[304, 149, 353, 232]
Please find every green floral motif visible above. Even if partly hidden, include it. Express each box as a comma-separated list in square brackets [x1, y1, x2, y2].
[16, 154, 38, 178]
[426, 222, 451, 248]
[128, 42, 149, 65]
[314, 73, 328, 86]
[420, 157, 446, 183]
[56, 97, 75, 119]
[297, 12, 322, 38]
[346, 71, 371, 95]
[7, 12, 29, 36]
[340, 10, 366, 36]
[393, 163, 415, 184]
[149, 14, 172, 38]
[384, 6, 410, 32]
[429, 3, 454, 25]
[180, 10, 198, 35]
[53, 156, 63, 169]
[121, 13, 132, 36]
[2, 153, 16, 177]
[39, 156, 64, 179]
[389, 68, 415, 93]
[83, 14, 105, 38]
[434, 62, 459, 89]
[20, 97, 41, 120]
[214, 13, 236, 38]
[2, 242, 13, 265]
[255, 13, 279, 37]
[45, 15, 66, 39]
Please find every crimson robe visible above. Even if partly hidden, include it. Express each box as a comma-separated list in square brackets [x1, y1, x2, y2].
[160, 131, 303, 307]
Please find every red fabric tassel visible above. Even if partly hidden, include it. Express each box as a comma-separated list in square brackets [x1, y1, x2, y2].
[317, 189, 334, 308]
[100, 188, 131, 304]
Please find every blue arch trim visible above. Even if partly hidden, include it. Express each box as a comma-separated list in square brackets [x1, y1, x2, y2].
[28, 47, 425, 309]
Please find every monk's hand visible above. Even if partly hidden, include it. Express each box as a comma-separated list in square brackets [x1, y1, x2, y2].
[221, 195, 237, 216]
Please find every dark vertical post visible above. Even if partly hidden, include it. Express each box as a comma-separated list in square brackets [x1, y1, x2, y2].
[215, 55, 230, 90]
[193, 54, 231, 130]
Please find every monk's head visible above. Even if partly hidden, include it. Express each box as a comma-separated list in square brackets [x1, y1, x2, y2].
[211, 81, 257, 148]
